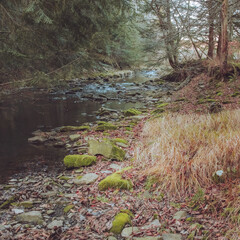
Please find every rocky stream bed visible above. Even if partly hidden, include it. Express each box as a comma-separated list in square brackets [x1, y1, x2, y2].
[0, 70, 230, 240]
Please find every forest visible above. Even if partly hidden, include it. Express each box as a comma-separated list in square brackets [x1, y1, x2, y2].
[1, 0, 240, 239]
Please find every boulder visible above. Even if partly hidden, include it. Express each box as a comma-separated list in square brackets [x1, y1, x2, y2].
[60, 126, 90, 132]
[88, 139, 125, 161]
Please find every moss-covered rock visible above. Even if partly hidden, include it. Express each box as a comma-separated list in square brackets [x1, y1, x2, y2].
[95, 122, 117, 131]
[124, 108, 142, 117]
[110, 212, 131, 234]
[112, 138, 128, 145]
[157, 103, 169, 108]
[59, 176, 70, 181]
[88, 139, 125, 161]
[98, 172, 133, 191]
[63, 155, 96, 169]
[60, 126, 90, 132]
[12, 201, 33, 209]
[151, 108, 165, 114]
[64, 204, 74, 213]
[0, 196, 16, 209]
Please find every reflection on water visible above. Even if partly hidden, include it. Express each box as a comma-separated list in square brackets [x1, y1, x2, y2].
[0, 95, 101, 183]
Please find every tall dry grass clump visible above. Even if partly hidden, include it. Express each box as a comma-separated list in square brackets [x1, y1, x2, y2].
[135, 110, 240, 196]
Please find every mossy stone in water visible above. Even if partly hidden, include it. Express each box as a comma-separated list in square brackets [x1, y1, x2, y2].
[64, 155, 96, 169]
[110, 212, 131, 234]
[124, 108, 142, 117]
[98, 172, 133, 191]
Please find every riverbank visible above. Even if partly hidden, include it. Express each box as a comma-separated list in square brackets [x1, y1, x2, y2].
[0, 69, 240, 239]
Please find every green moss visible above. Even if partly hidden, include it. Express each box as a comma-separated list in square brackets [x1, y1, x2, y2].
[63, 155, 96, 169]
[151, 108, 165, 114]
[96, 122, 117, 131]
[59, 176, 70, 181]
[111, 145, 126, 161]
[12, 201, 33, 209]
[60, 125, 90, 132]
[125, 127, 132, 131]
[157, 103, 169, 108]
[76, 176, 82, 179]
[98, 172, 133, 191]
[112, 138, 128, 145]
[110, 212, 131, 234]
[216, 91, 223, 96]
[231, 92, 240, 97]
[197, 98, 216, 104]
[0, 196, 16, 209]
[124, 108, 142, 117]
[64, 204, 74, 213]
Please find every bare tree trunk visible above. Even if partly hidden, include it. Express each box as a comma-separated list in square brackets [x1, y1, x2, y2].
[207, 0, 214, 59]
[220, 0, 228, 75]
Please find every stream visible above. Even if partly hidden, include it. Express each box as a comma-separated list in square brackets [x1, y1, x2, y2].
[0, 70, 170, 183]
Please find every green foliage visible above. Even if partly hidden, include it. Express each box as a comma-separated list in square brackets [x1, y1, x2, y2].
[0, 0, 144, 84]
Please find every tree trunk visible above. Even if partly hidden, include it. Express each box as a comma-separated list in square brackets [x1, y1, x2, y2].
[220, 0, 228, 75]
[207, 0, 214, 59]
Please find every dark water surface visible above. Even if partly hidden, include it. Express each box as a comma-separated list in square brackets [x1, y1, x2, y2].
[0, 71, 159, 183]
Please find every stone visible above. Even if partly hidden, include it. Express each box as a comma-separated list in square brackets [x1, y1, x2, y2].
[124, 108, 142, 117]
[74, 173, 98, 185]
[173, 211, 187, 220]
[142, 219, 161, 229]
[16, 211, 43, 225]
[109, 164, 122, 171]
[47, 220, 63, 229]
[47, 210, 55, 215]
[162, 234, 182, 240]
[108, 237, 117, 240]
[133, 237, 161, 240]
[12, 209, 24, 214]
[88, 139, 125, 161]
[64, 155, 96, 169]
[110, 212, 131, 234]
[60, 126, 90, 132]
[28, 136, 46, 144]
[121, 227, 140, 238]
[95, 122, 117, 131]
[69, 134, 81, 141]
[98, 170, 133, 191]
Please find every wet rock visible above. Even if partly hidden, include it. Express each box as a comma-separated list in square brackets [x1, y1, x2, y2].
[88, 139, 125, 161]
[74, 173, 98, 185]
[60, 126, 90, 132]
[15, 211, 43, 225]
[162, 234, 182, 240]
[47, 220, 63, 229]
[121, 227, 140, 238]
[173, 211, 187, 220]
[28, 136, 46, 144]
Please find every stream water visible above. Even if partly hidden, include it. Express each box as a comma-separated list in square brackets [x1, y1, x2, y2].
[0, 71, 161, 183]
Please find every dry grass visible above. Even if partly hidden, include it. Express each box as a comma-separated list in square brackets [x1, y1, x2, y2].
[134, 110, 240, 196]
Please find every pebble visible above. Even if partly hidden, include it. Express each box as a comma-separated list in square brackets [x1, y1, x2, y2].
[47, 220, 63, 229]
